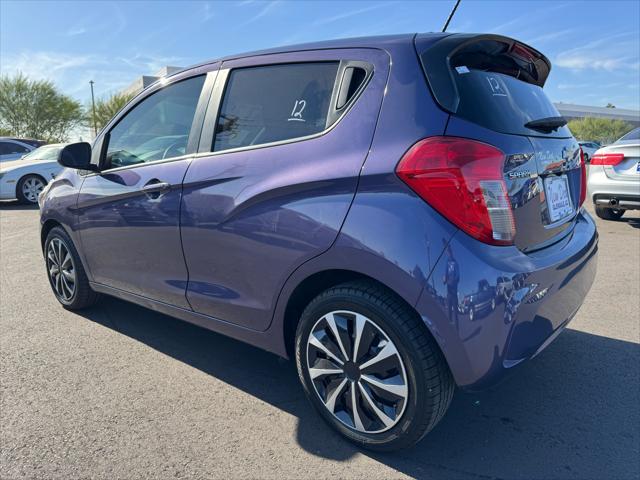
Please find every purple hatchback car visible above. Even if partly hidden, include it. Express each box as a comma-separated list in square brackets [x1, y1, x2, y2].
[40, 33, 597, 451]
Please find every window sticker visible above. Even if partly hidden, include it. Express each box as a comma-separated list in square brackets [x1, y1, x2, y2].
[288, 99, 307, 122]
[486, 76, 507, 97]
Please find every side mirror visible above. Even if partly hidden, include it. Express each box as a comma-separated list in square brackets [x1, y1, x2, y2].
[58, 142, 98, 171]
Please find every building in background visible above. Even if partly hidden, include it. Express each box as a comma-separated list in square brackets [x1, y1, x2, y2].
[554, 103, 640, 126]
[122, 66, 184, 97]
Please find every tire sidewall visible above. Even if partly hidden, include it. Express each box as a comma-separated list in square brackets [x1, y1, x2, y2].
[44, 229, 78, 307]
[595, 206, 625, 220]
[17, 174, 45, 204]
[295, 291, 428, 449]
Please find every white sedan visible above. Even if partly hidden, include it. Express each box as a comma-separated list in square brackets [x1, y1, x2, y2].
[0, 144, 64, 204]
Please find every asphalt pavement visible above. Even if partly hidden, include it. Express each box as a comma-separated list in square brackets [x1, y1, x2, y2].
[1, 201, 638, 479]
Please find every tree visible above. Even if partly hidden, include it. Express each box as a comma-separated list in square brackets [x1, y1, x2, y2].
[0, 73, 84, 142]
[86, 92, 134, 133]
[567, 117, 633, 144]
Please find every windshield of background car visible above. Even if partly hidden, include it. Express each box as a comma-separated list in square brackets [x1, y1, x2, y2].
[22, 146, 60, 161]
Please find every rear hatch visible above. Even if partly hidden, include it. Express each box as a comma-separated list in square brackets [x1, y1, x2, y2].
[416, 34, 583, 251]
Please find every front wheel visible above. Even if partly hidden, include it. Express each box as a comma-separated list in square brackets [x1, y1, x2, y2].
[295, 280, 454, 451]
[17, 174, 46, 204]
[45, 227, 99, 310]
[595, 206, 625, 221]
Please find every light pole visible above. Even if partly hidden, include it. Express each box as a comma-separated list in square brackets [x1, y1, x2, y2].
[89, 80, 97, 137]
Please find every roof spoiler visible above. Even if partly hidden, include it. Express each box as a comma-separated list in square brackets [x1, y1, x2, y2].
[415, 33, 552, 114]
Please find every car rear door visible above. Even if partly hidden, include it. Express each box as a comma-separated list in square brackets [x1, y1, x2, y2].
[76, 68, 217, 307]
[418, 34, 584, 251]
[180, 48, 389, 331]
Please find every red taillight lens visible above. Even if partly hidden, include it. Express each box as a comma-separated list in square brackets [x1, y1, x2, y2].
[591, 152, 624, 165]
[396, 136, 515, 246]
[579, 147, 587, 206]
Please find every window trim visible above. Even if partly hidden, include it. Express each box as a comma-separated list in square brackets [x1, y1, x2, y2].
[91, 72, 216, 175]
[197, 59, 374, 156]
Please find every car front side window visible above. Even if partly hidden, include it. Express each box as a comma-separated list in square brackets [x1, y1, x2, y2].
[103, 75, 205, 170]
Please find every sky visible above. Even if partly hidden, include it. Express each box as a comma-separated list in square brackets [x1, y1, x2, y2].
[1, 0, 639, 111]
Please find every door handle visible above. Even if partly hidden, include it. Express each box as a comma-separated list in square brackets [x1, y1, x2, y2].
[141, 180, 171, 198]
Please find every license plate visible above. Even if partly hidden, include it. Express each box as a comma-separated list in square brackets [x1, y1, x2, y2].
[545, 175, 574, 223]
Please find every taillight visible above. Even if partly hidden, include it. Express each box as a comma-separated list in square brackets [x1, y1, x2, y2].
[579, 147, 587, 206]
[591, 152, 624, 165]
[396, 136, 515, 246]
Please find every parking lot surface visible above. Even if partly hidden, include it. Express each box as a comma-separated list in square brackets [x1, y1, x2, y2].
[1, 202, 639, 480]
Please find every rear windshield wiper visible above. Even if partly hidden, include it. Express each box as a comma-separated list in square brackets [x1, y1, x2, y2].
[525, 116, 567, 133]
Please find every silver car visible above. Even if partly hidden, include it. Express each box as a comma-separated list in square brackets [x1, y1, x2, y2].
[587, 127, 640, 220]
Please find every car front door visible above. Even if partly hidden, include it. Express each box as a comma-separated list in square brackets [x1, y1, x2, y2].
[76, 70, 216, 308]
[180, 49, 389, 330]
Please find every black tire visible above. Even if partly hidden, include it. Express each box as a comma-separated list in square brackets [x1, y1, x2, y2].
[44, 226, 99, 310]
[295, 280, 454, 451]
[595, 206, 625, 221]
[16, 174, 46, 204]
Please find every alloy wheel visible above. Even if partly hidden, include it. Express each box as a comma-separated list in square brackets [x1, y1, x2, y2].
[305, 310, 408, 434]
[46, 238, 76, 301]
[21, 176, 45, 203]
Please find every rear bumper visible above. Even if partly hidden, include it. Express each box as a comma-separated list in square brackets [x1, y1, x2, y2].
[588, 165, 640, 208]
[593, 194, 640, 210]
[416, 208, 598, 390]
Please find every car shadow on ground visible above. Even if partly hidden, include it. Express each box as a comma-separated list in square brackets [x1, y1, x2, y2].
[81, 296, 639, 479]
[0, 200, 38, 210]
[623, 217, 640, 229]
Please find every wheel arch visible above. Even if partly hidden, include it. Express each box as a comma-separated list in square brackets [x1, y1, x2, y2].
[40, 219, 72, 252]
[281, 269, 444, 365]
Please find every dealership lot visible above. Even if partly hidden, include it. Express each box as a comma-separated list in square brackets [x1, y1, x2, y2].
[0, 202, 638, 480]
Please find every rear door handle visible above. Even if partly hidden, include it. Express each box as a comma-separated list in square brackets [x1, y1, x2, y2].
[141, 180, 171, 198]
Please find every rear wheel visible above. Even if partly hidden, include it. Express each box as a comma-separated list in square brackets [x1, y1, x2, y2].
[45, 227, 99, 310]
[295, 280, 454, 451]
[16, 174, 46, 204]
[595, 206, 625, 221]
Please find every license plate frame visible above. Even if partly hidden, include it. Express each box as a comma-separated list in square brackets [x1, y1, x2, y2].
[544, 175, 574, 223]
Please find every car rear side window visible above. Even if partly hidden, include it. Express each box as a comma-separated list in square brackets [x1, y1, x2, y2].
[213, 62, 339, 152]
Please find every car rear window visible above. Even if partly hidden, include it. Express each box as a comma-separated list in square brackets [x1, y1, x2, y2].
[615, 127, 639, 143]
[214, 62, 339, 152]
[454, 69, 568, 137]
[419, 36, 571, 138]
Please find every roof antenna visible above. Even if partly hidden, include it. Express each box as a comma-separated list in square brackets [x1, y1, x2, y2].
[442, 0, 462, 32]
